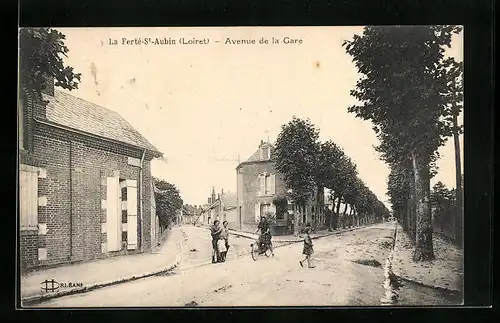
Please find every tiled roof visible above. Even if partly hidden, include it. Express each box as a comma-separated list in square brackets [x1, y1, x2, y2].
[43, 89, 161, 154]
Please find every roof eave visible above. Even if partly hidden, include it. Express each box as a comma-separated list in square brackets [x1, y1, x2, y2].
[35, 117, 163, 158]
[236, 159, 275, 169]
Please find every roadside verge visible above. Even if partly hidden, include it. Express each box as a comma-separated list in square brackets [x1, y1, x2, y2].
[391, 222, 464, 292]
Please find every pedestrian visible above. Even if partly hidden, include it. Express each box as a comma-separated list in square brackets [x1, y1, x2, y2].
[254, 216, 274, 256]
[210, 220, 223, 263]
[299, 224, 315, 268]
[218, 221, 230, 262]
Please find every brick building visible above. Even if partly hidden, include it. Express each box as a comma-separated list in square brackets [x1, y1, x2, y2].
[236, 140, 324, 235]
[18, 81, 163, 271]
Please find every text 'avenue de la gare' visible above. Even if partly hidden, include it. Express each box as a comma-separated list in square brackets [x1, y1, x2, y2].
[108, 36, 304, 46]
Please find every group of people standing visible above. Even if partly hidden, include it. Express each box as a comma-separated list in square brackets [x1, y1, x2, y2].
[209, 217, 315, 268]
[210, 220, 230, 263]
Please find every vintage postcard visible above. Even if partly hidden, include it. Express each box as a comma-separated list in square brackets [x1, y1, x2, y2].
[18, 26, 463, 308]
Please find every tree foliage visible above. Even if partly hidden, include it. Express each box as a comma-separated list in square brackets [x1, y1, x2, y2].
[19, 28, 81, 99]
[344, 25, 462, 261]
[274, 116, 320, 206]
[274, 117, 390, 234]
[153, 177, 183, 228]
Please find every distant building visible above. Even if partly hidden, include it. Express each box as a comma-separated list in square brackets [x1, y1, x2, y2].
[198, 187, 237, 228]
[221, 191, 238, 230]
[182, 204, 203, 224]
[236, 140, 322, 235]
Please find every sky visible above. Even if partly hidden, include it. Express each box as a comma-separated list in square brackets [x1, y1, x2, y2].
[54, 27, 463, 208]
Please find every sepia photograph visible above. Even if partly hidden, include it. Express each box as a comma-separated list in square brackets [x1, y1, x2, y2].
[18, 26, 464, 308]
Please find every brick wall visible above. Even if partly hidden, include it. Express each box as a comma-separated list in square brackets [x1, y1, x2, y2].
[20, 230, 38, 270]
[19, 88, 46, 270]
[236, 161, 287, 232]
[19, 121, 155, 270]
[33, 135, 71, 265]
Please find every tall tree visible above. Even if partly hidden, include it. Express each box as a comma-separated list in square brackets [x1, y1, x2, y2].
[344, 25, 462, 261]
[332, 156, 358, 229]
[19, 28, 81, 99]
[315, 140, 345, 230]
[440, 58, 464, 244]
[274, 117, 320, 236]
[153, 177, 183, 228]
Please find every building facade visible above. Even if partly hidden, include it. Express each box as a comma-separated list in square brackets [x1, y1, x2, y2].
[18, 82, 163, 271]
[199, 188, 237, 228]
[236, 141, 327, 235]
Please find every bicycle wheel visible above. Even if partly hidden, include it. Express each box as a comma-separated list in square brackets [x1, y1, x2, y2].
[264, 248, 271, 257]
[251, 243, 259, 261]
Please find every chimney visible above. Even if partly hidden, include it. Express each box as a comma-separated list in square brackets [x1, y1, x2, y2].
[41, 75, 55, 96]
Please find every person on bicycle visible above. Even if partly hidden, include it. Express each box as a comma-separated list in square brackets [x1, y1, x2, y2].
[254, 216, 274, 256]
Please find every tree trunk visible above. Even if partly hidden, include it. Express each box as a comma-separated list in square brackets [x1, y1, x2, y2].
[349, 207, 354, 227]
[342, 203, 348, 228]
[353, 206, 358, 227]
[316, 186, 323, 227]
[293, 204, 300, 237]
[408, 170, 417, 244]
[334, 194, 342, 230]
[412, 151, 434, 261]
[326, 208, 333, 231]
[452, 113, 463, 246]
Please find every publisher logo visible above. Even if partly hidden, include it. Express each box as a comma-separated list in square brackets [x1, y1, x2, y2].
[40, 279, 59, 292]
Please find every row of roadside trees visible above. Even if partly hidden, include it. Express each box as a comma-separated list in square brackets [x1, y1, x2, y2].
[343, 26, 463, 261]
[273, 117, 391, 237]
[153, 177, 184, 230]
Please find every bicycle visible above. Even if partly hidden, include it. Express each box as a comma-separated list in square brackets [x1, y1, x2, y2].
[250, 237, 273, 261]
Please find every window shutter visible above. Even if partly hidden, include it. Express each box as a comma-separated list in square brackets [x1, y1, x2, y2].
[126, 180, 138, 250]
[259, 175, 265, 196]
[106, 177, 121, 251]
[20, 167, 38, 229]
[270, 174, 276, 195]
[255, 203, 260, 223]
[20, 170, 28, 228]
[30, 171, 38, 227]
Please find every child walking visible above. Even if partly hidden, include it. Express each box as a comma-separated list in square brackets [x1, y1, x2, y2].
[299, 224, 315, 268]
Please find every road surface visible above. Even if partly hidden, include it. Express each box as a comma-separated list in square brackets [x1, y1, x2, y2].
[33, 223, 460, 307]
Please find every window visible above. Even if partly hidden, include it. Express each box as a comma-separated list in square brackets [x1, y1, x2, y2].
[20, 165, 38, 229]
[265, 175, 272, 195]
[18, 97, 24, 150]
[259, 173, 275, 196]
